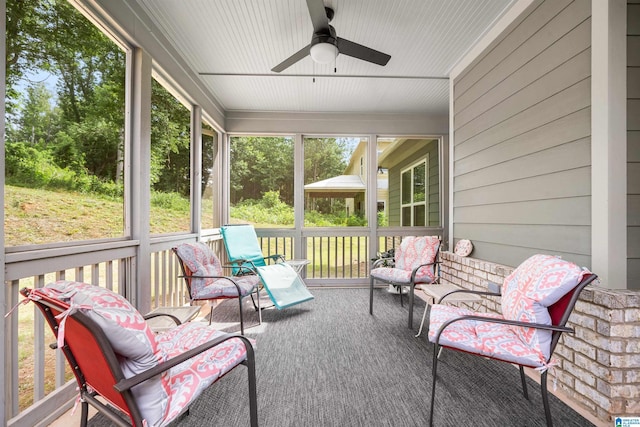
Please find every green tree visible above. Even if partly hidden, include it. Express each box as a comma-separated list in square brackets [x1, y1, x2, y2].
[11, 82, 59, 146]
[230, 136, 294, 204]
[303, 137, 348, 183]
[6, 0, 126, 182]
[150, 80, 191, 196]
[5, 0, 47, 115]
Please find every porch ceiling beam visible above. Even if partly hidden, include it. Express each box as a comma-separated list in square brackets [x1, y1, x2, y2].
[198, 73, 449, 80]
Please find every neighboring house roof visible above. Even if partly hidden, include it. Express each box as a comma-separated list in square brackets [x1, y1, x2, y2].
[304, 175, 365, 198]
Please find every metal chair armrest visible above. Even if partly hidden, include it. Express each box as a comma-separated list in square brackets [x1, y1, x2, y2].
[265, 254, 286, 263]
[372, 258, 393, 268]
[225, 259, 259, 275]
[410, 260, 440, 282]
[178, 274, 247, 297]
[143, 312, 181, 326]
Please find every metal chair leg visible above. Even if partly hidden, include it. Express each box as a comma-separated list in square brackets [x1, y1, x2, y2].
[541, 370, 553, 427]
[80, 398, 89, 427]
[245, 345, 259, 427]
[369, 276, 375, 315]
[408, 283, 415, 329]
[238, 297, 245, 335]
[519, 365, 529, 400]
[429, 343, 439, 427]
[257, 288, 262, 325]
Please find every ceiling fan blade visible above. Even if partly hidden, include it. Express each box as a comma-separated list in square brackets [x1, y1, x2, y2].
[271, 44, 311, 73]
[306, 0, 330, 33]
[337, 38, 391, 66]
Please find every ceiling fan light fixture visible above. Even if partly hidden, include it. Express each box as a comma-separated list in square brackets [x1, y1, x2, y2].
[310, 42, 337, 64]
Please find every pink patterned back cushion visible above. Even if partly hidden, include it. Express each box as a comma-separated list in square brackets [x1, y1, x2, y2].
[501, 254, 590, 360]
[175, 242, 261, 299]
[176, 242, 223, 282]
[395, 236, 440, 282]
[41, 281, 162, 424]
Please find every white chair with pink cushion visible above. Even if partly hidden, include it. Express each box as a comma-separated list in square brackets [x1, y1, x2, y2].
[427, 254, 597, 427]
[369, 236, 441, 329]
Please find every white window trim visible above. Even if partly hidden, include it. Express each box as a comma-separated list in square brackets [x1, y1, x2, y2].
[400, 158, 428, 226]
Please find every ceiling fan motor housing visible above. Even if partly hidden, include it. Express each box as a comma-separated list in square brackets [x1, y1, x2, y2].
[311, 26, 338, 49]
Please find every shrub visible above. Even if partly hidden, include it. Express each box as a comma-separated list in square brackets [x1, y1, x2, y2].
[5, 141, 125, 199]
[151, 191, 190, 212]
[377, 211, 388, 226]
[346, 214, 366, 226]
[230, 191, 295, 225]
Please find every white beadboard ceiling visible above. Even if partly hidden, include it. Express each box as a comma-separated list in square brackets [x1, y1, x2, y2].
[133, 0, 516, 115]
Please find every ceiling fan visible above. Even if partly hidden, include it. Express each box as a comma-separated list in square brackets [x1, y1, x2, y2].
[271, 0, 391, 72]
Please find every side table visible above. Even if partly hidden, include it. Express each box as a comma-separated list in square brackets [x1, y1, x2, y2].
[285, 259, 311, 275]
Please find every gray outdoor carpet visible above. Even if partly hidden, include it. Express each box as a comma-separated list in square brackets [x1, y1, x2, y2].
[87, 288, 594, 427]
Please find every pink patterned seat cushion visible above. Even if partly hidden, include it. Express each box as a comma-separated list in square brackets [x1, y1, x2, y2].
[428, 254, 591, 367]
[428, 305, 548, 367]
[175, 243, 260, 299]
[370, 236, 439, 284]
[153, 322, 248, 426]
[38, 281, 251, 427]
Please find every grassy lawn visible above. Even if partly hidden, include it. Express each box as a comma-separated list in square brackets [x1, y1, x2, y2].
[5, 185, 194, 246]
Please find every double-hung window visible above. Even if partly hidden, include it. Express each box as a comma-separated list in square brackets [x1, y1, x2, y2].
[400, 159, 427, 226]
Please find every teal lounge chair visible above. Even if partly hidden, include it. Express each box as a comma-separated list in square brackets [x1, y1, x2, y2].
[221, 224, 314, 309]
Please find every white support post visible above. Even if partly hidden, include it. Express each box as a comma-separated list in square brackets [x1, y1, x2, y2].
[591, 0, 627, 289]
[1, 0, 7, 422]
[368, 134, 378, 260]
[191, 105, 202, 236]
[220, 132, 230, 226]
[294, 133, 304, 259]
[439, 135, 450, 250]
[128, 48, 153, 310]
[448, 80, 455, 253]
[211, 130, 222, 228]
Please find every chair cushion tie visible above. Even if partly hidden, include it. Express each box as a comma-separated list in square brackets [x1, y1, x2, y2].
[54, 301, 94, 349]
[535, 358, 560, 390]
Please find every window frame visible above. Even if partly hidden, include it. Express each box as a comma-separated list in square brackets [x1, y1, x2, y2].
[400, 158, 428, 227]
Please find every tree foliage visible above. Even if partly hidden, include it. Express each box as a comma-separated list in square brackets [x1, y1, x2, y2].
[303, 137, 349, 184]
[229, 136, 351, 216]
[5, 0, 193, 195]
[230, 136, 295, 204]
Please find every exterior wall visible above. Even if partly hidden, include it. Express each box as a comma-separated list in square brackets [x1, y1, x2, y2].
[387, 140, 440, 226]
[629, 1, 640, 289]
[441, 251, 640, 423]
[452, 0, 592, 268]
[344, 141, 368, 216]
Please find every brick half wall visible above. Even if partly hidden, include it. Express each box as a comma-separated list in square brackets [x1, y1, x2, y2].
[440, 251, 640, 424]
